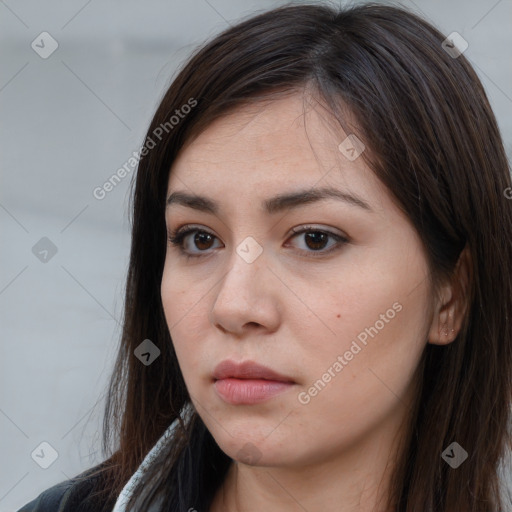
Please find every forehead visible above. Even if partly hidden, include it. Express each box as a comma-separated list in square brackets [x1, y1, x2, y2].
[166, 94, 387, 214]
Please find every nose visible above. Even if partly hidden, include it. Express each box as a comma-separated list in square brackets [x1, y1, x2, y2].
[209, 244, 280, 336]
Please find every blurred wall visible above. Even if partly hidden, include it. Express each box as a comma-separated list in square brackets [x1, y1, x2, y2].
[1, 0, 511, 510]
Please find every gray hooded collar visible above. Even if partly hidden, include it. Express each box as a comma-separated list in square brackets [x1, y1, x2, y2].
[111, 403, 194, 512]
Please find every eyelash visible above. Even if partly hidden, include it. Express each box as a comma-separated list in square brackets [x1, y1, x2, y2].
[167, 224, 349, 260]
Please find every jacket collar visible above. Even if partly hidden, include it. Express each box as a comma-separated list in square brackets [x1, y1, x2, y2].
[111, 403, 194, 512]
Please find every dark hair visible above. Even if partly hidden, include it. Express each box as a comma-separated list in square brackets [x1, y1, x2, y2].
[80, 2, 512, 511]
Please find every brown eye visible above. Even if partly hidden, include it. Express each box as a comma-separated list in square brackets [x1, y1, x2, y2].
[168, 224, 348, 260]
[193, 232, 215, 250]
[167, 226, 222, 259]
[303, 231, 329, 251]
[287, 226, 349, 257]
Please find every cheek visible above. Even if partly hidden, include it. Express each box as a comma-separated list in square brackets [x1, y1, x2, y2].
[291, 289, 427, 452]
[161, 259, 204, 328]
[160, 265, 207, 376]
[296, 253, 430, 401]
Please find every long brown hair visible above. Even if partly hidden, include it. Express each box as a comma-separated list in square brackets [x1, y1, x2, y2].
[79, 2, 512, 511]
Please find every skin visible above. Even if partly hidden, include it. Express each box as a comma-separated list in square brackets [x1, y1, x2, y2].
[161, 92, 465, 512]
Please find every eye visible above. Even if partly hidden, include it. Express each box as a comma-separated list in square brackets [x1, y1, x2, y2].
[167, 224, 349, 259]
[286, 225, 348, 257]
[167, 225, 222, 259]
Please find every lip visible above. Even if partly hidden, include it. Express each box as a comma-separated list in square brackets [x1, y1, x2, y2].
[212, 359, 295, 405]
[213, 359, 294, 382]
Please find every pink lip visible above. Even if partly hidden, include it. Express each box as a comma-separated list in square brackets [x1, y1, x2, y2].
[213, 359, 294, 382]
[212, 359, 295, 405]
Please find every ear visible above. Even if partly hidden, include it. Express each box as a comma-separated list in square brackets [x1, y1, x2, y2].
[427, 244, 472, 345]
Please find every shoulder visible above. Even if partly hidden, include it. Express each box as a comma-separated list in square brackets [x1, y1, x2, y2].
[16, 461, 116, 512]
[16, 477, 75, 512]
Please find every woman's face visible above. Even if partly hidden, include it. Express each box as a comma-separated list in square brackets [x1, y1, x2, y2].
[161, 93, 435, 469]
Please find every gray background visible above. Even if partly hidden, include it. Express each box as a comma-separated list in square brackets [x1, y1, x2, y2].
[1, 0, 511, 510]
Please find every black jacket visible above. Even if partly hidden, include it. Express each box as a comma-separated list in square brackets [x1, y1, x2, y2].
[16, 461, 117, 512]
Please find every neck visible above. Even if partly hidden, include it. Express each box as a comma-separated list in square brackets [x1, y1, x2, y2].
[209, 422, 405, 512]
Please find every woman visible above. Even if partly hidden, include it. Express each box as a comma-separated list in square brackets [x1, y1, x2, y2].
[18, 2, 512, 511]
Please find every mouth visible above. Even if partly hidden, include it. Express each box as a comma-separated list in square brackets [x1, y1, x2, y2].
[212, 359, 295, 405]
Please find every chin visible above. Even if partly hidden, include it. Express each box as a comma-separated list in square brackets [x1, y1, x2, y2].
[215, 435, 293, 467]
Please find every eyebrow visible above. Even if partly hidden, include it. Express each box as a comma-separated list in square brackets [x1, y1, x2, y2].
[165, 186, 373, 215]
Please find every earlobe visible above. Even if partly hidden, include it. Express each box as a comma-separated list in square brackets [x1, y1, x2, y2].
[428, 288, 457, 345]
[428, 305, 456, 345]
[427, 245, 471, 346]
